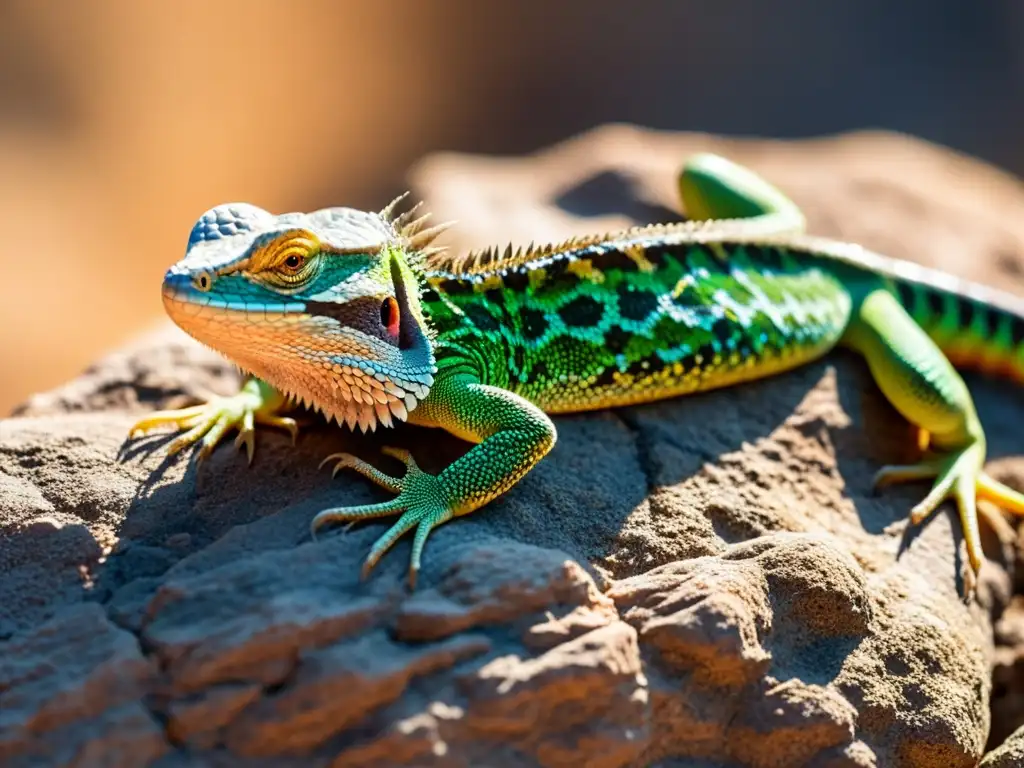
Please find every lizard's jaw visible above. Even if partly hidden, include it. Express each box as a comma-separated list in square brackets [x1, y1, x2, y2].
[161, 259, 435, 432]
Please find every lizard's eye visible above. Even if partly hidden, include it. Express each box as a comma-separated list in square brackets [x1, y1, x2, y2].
[270, 250, 317, 285]
[282, 253, 304, 273]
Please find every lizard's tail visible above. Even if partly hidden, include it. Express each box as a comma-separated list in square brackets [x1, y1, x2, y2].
[887, 263, 1024, 383]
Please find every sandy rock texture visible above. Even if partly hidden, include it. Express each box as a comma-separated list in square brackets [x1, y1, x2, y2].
[982, 723, 1024, 767]
[4, 125, 1024, 767]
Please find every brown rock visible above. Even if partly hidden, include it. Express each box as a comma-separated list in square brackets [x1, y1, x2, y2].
[4, 125, 1024, 766]
[0, 603, 167, 767]
[982, 723, 1024, 767]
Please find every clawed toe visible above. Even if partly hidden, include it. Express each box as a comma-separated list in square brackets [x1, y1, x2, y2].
[870, 442, 1021, 576]
[312, 447, 451, 587]
[127, 380, 295, 463]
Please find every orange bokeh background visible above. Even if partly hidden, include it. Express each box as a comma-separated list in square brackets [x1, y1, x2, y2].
[2, 1, 1022, 413]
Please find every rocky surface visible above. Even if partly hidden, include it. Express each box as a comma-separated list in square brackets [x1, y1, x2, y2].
[4, 125, 1024, 766]
[981, 723, 1024, 768]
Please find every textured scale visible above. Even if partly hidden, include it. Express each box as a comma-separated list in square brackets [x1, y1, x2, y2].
[893, 277, 1024, 383]
[422, 237, 853, 413]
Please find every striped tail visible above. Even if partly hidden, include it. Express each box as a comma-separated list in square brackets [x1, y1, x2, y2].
[886, 263, 1024, 383]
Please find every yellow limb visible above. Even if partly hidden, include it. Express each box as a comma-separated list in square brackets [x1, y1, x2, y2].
[844, 288, 1019, 576]
[129, 377, 296, 463]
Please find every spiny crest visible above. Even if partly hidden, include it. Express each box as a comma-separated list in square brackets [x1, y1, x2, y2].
[437, 220, 718, 276]
[432, 214, 796, 277]
[379, 193, 455, 260]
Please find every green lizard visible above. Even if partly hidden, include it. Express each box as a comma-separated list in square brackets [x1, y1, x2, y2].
[130, 153, 1024, 587]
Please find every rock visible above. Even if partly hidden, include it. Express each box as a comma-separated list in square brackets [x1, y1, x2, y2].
[4, 125, 1024, 766]
[991, 595, 1024, 752]
[0, 603, 167, 768]
[981, 723, 1024, 767]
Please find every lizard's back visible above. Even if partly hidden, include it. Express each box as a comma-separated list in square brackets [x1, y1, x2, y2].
[421, 227, 853, 413]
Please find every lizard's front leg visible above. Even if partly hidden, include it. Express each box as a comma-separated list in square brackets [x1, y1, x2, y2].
[129, 376, 298, 462]
[311, 370, 556, 588]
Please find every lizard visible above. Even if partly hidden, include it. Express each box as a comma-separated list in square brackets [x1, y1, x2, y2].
[129, 152, 1024, 588]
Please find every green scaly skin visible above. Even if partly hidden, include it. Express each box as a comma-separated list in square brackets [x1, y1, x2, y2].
[130, 154, 1024, 589]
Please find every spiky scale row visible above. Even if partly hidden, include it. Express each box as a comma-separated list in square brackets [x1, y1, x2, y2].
[380, 194, 453, 261]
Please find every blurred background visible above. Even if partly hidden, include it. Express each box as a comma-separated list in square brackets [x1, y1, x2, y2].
[1, 1, 1023, 414]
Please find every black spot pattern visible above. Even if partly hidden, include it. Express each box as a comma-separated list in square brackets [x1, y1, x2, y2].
[438, 278, 466, 296]
[521, 308, 549, 340]
[503, 270, 530, 293]
[617, 284, 659, 322]
[694, 341, 718, 364]
[895, 281, 917, 312]
[957, 295, 976, 330]
[590, 246, 642, 274]
[1012, 315, 1024, 347]
[604, 326, 633, 355]
[711, 316, 737, 346]
[984, 307, 1001, 339]
[463, 303, 500, 332]
[533, 260, 581, 297]
[558, 295, 604, 327]
[744, 245, 785, 272]
[624, 355, 662, 378]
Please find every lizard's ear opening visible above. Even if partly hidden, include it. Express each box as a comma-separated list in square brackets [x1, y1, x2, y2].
[380, 296, 401, 340]
[389, 252, 433, 360]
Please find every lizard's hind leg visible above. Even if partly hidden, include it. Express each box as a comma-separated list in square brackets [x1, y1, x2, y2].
[678, 153, 807, 228]
[843, 287, 1024, 576]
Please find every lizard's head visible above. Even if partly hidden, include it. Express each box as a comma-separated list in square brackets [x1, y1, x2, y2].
[161, 198, 450, 432]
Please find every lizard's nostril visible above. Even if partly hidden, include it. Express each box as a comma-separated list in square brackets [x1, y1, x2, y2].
[192, 272, 214, 292]
[381, 296, 401, 338]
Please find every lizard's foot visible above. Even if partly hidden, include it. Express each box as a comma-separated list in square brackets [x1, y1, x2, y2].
[873, 441, 1024, 575]
[312, 447, 452, 588]
[128, 378, 296, 463]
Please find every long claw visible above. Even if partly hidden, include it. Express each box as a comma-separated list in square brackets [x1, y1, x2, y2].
[978, 472, 1024, 516]
[310, 496, 407, 539]
[380, 446, 417, 469]
[129, 405, 207, 436]
[410, 509, 453, 581]
[320, 451, 405, 492]
[953, 477, 982, 574]
[871, 441, 1023, 579]
[197, 416, 231, 461]
[256, 414, 299, 445]
[234, 428, 256, 465]
[310, 449, 451, 588]
[167, 419, 216, 455]
[360, 508, 422, 576]
[873, 462, 941, 490]
[128, 379, 294, 462]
